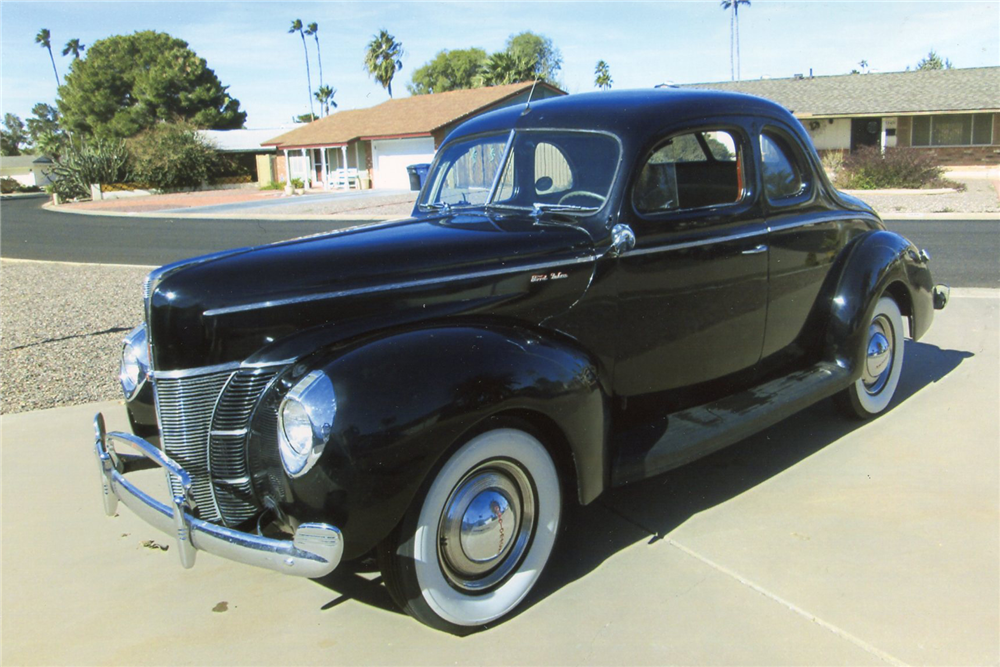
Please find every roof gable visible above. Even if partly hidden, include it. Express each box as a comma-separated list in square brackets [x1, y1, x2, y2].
[684, 66, 1000, 116]
[264, 81, 565, 149]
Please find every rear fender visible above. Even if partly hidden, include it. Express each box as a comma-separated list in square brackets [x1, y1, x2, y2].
[824, 230, 935, 376]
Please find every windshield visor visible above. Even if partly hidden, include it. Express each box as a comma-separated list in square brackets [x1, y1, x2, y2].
[420, 130, 620, 214]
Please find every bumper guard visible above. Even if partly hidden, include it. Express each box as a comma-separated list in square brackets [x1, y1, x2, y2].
[93, 413, 342, 578]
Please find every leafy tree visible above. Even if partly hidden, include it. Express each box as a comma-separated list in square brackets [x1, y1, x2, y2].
[128, 122, 219, 190]
[57, 31, 245, 138]
[916, 49, 953, 70]
[364, 29, 404, 97]
[304, 22, 324, 87]
[1, 114, 28, 156]
[25, 103, 67, 158]
[720, 0, 751, 81]
[408, 48, 488, 94]
[62, 38, 85, 59]
[477, 51, 537, 87]
[505, 32, 561, 84]
[289, 19, 316, 120]
[314, 85, 338, 116]
[594, 60, 612, 90]
[292, 113, 317, 123]
[35, 28, 60, 85]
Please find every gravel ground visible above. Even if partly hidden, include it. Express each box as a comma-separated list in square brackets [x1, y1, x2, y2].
[848, 178, 1000, 214]
[1, 261, 149, 414]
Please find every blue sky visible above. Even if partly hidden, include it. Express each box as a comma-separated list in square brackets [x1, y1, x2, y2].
[2, 1, 998, 128]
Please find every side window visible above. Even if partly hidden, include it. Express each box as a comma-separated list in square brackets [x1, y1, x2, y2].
[534, 142, 573, 194]
[633, 129, 742, 214]
[761, 132, 809, 201]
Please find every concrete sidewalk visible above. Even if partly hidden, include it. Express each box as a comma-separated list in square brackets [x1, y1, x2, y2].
[2, 292, 997, 665]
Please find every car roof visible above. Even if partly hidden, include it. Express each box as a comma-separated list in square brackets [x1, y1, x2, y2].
[445, 88, 798, 145]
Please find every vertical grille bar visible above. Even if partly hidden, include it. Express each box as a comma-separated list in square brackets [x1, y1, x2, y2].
[155, 371, 234, 523]
[210, 369, 280, 524]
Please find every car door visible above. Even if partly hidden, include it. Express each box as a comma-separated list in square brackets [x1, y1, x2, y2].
[614, 124, 768, 411]
[758, 124, 851, 360]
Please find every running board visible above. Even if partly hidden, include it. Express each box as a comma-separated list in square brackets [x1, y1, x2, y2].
[611, 362, 852, 486]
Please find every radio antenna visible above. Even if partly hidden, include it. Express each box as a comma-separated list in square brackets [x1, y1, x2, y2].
[522, 79, 539, 115]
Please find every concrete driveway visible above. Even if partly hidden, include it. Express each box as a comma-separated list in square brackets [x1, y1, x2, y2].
[2, 291, 997, 666]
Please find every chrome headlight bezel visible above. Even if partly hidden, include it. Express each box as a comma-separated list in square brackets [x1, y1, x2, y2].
[119, 324, 150, 400]
[277, 370, 337, 478]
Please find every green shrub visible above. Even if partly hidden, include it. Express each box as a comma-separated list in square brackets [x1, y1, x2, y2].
[835, 147, 948, 190]
[129, 122, 219, 191]
[48, 137, 132, 200]
[259, 181, 283, 190]
[290, 177, 304, 189]
[1, 177, 19, 194]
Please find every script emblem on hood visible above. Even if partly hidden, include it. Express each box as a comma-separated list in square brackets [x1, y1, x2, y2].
[530, 271, 569, 283]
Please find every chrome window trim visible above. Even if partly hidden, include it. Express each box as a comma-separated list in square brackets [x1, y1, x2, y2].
[203, 255, 597, 317]
[485, 130, 516, 203]
[624, 228, 767, 257]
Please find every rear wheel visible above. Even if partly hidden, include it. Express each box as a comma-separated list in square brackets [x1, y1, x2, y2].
[378, 428, 561, 633]
[836, 295, 905, 419]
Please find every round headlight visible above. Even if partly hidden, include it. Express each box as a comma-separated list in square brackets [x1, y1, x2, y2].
[120, 324, 149, 400]
[277, 370, 336, 477]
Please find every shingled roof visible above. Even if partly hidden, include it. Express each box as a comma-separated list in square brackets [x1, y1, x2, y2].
[263, 81, 564, 149]
[684, 67, 1000, 117]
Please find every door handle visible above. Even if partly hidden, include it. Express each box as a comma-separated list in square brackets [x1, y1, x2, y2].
[609, 224, 636, 257]
[742, 244, 768, 255]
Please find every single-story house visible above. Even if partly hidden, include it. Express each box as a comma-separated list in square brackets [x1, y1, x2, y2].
[198, 126, 302, 184]
[1, 154, 54, 187]
[685, 66, 1000, 165]
[262, 81, 565, 190]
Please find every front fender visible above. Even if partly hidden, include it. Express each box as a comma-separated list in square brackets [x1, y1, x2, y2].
[825, 230, 935, 376]
[248, 322, 608, 560]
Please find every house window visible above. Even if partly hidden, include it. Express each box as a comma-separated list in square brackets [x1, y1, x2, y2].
[911, 114, 994, 147]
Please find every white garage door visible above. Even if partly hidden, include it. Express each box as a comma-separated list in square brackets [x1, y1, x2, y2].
[371, 137, 436, 190]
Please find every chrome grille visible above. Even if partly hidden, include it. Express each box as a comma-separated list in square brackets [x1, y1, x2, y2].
[210, 369, 280, 524]
[156, 370, 234, 523]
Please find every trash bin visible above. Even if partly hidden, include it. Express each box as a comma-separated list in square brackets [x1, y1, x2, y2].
[406, 165, 421, 191]
[407, 163, 431, 191]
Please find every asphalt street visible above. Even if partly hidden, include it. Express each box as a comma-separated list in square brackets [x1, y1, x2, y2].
[1, 195, 998, 286]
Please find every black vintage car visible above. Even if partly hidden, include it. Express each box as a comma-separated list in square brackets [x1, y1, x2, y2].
[95, 88, 948, 632]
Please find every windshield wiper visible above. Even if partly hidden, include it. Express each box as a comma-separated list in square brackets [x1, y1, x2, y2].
[418, 201, 452, 213]
[530, 203, 597, 219]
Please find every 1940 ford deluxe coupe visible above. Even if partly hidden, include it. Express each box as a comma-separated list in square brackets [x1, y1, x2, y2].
[95, 89, 948, 632]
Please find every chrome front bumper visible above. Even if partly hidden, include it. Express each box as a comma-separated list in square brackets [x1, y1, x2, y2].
[93, 413, 342, 578]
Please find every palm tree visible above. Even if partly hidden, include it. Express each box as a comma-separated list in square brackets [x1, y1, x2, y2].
[364, 29, 404, 98]
[304, 22, 324, 88]
[314, 85, 338, 116]
[61, 38, 85, 60]
[720, 0, 751, 81]
[35, 28, 60, 85]
[477, 51, 536, 87]
[289, 19, 316, 119]
[594, 60, 612, 90]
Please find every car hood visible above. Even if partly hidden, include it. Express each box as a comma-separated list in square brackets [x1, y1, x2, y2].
[147, 212, 599, 371]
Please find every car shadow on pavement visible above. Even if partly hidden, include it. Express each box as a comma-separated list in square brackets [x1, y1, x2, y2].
[307, 341, 971, 628]
[518, 340, 972, 623]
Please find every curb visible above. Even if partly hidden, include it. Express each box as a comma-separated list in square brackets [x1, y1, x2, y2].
[880, 212, 999, 221]
[40, 202, 401, 222]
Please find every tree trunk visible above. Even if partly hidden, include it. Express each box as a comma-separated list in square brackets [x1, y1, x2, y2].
[300, 34, 315, 119]
[47, 47, 60, 85]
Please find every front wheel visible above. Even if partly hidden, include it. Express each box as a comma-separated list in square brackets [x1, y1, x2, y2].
[836, 295, 905, 419]
[378, 428, 561, 633]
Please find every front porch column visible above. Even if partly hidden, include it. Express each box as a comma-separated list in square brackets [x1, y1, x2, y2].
[341, 146, 348, 187]
[283, 149, 290, 183]
[320, 147, 329, 190]
[301, 148, 309, 188]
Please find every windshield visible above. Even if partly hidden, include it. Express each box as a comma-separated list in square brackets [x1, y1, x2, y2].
[419, 130, 620, 214]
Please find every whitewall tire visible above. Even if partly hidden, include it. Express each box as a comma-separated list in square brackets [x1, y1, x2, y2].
[836, 295, 905, 419]
[379, 427, 561, 633]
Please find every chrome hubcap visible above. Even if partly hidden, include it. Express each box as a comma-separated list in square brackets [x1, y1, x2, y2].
[438, 460, 535, 592]
[862, 315, 894, 395]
